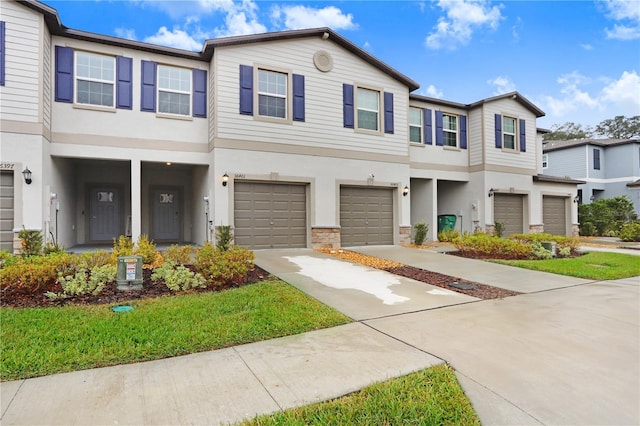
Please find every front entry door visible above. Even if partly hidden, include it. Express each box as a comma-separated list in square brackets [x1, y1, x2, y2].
[90, 187, 121, 241]
[152, 188, 181, 241]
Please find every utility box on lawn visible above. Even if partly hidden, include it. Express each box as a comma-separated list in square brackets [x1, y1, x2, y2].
[117, 256, 143, 290]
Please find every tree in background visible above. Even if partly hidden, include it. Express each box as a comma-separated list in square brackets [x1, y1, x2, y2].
[578, 196, 637, 236]
[543, 122, 593, 140]
[594, 115, 640, 139]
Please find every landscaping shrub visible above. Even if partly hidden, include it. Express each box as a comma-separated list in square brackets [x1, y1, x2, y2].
[216, 225, 233, 252]
[531, 242, 554, 259]
[578, 196, 637, 236]
[77, 250, 114, 268]
[0, 250, 18, 268]
[163, 244, 196, 264]
[133, 234, 160, 266]
[493, 222, 505, 238]
[413, 222, 428, 245]
[619, 221, 640, 242]
[195, 243, 255, 287]
[18, 228, 43, 256]
[453, 233, 532, 259]
[151, 262, 206, 291]
[437, 229, 459, 242]
[112, 235, 134, 259]
[46, 264, 116, 300]
[0, 252, 77, 293]
[510, 233, 580, 256]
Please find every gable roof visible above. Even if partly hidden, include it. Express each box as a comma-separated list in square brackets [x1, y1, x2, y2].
[410, 91, 545, 118]
[17, 0, 419, 90]
[543, 138, 640, 153]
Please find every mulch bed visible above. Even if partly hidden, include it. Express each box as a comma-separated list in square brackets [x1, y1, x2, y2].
[0, 266, 273, 309]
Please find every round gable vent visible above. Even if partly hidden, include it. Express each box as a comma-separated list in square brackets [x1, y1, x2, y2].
[313, 50, 333, 72]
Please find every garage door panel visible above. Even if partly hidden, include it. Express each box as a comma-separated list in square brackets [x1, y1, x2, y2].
[543, 196, 567, 236]
[1, 171, 14, 252]
[234, 182, 307, 249]
[494, 194, 524, 237]
[340, 186, 394, 247]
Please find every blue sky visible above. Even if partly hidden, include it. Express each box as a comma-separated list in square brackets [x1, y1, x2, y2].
[43, 0, 639, 130]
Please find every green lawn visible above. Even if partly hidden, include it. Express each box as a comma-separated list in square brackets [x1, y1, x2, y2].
[243, 364, 480, 426]
[0, 280, 351, 381]
[494, 251, 640, 280]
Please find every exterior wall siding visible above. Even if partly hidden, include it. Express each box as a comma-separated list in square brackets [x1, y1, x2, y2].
[0, 1, 41, 123]
[544, 146, 586, 178]
[214, 38, 409, 157]
[43, 24, 51, 132]
[468, 109, 483, 166]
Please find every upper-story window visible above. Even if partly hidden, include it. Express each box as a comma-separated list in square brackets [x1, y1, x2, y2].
[593, 148, 601, 170]
[158, 65, 191, 116]
[258, 69, 287, 119]
[443, 114, 458, 147]
[357, 87, 380, 131]
[75, 52, 115, 107]
[542, 153, 549, 169]
[502, 116, 517, 150]
[409, 108, 423, 143]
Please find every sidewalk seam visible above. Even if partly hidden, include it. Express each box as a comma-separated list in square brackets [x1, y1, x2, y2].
[0, 379, 25, 421]
[232, 346, 284, 413]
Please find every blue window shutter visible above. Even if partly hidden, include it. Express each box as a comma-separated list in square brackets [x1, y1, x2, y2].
[519, 118, 526, 152]
[193, 69, 207, 118]
[140, 60, 156, 112]
[55, 46, 73, 103]
[424, 108, 432, 145]
[460, 115, 467, 149]
[239, 65, 253, 115]
[0, 21, 5, 86]
[116, 56, 132, 110]
[384, 92, 394, 134]
[494, 114, 502, 148]
[343, 84, 354, 128]
[435, 110, 444, 146]
[292, 73, 305, 122]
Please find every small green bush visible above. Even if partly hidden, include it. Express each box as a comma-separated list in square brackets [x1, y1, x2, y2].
[531, 242, 553, 260]
[112, 235, 134, 259]
[195, 243, 254, 288]
[510, 233, 579, 256]
[133, 234, 158, 265]
[77, 250, 114, 268]
[216, 225, 233, 252]
[619, 221, 640, 242]
[163, 244, 195, 264]
[151, 262, 206, 291]
[0, 250, 18, 268]
[493, 222, 505, 238]
[18, 228, 43, 257]
[557, 246, 571, 258]
[43, 242, 65, 255]
[46, 264, 116, 300]
[413, 222, 428, 245]
[0, 252, 77, 293]
[453, 233, 532, 259]
[437, 229, 459, 242]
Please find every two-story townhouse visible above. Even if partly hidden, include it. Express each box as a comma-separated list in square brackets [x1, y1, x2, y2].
[543, 138, 640, 214]
[0, 0, 580, 253]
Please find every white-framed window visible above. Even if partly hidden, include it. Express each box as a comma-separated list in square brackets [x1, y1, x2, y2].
[158, 65, 191, 116]
[357, 87, 380, 131]
[542, 153, 549, 169]
[409, 107, 422, 143]
[258, 69, 287, 119]
[503, 116, 517, 150]
[443, 113, 458, 147]
[75, 51, 115, 107]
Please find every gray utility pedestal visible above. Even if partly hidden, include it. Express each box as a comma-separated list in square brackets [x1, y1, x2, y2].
[117, 256, 143, 290]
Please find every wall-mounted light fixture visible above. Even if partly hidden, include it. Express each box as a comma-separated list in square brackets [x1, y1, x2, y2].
[403, 186, 409, 197]
[488, 188, 495, 197]
[22, 167, 32, 185]
[222, 172, 229, 187]
[590, 195, 595, 201]
[573, 195, 580, 203]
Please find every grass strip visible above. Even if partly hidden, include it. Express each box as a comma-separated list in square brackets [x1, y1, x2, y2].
[0, 280, 350, 381]
[242, 364, 480, 426]
[493, 251, 640, 280]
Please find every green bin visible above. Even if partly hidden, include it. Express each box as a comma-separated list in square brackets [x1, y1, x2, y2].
[437, 215, 457, 233]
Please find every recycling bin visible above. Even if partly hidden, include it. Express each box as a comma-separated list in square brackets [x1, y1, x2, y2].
[437, 215, 457, 233]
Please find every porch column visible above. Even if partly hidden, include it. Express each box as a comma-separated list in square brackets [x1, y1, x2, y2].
[131, 159, 141, 242]
[429, 179, 438, 240]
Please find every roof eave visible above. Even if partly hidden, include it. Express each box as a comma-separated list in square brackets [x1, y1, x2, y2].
[533, 174, 585, 185]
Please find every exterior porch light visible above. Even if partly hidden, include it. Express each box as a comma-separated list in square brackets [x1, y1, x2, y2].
[402, 186, 409, 197]
[488, 188, 495, 197]
[22, 167, 32, 185]
[573, 195, 580, 203]
[222, 172, 229, 187]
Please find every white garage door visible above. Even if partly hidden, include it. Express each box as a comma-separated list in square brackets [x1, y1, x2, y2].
[494, 194, 524, 237]
[1, 171, 14, 252]
[234, 182, 307, 249]
[340, 186, 394, 247]
[543, 196, 567, 236]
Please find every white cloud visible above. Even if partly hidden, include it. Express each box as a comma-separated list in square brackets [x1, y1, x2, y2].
[271, 5, 357, 30]
[543, 71, 599, 117]
[601, 0, 640, 40]
[487, 76, 516, 95]
[144, 26, 204, 50]
[580, 43, 593, 50]
[425, 84, 443, 98]
[425, 0, 503, 50]
[115, 28, 137, 41]
[600, 70, 640, 113]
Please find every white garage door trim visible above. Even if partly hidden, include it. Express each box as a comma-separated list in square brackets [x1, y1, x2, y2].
[340, 186, 394, 247]
[234, 181, 307, 249]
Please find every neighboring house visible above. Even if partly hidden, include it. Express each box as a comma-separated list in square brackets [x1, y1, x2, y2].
[543, 138, 640, 214]
[0, 0, 580, 253]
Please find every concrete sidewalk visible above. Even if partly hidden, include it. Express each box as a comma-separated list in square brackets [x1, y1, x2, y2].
[1, 323, 441, 425]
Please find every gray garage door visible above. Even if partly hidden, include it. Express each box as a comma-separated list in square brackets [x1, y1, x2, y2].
[494, 194, 524, 237]
[543, 196, 567, 236]
[234, 182, 306, 249]
[1, 171, 14, 252]
[340, 186, 393, 246]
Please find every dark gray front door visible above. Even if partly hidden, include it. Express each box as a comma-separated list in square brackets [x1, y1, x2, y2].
[152, 188, 181, 241]
[90, 187, 120, 241]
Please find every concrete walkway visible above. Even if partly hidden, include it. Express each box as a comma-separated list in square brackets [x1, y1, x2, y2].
[2, 247, 639, 425]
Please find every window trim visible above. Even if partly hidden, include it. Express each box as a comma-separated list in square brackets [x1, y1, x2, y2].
[74, 50, 116, 110]
[253, 64, 293, 124]
[156, 64, 192, 117]
[502, 115, 518, 151]
[593, 148, 601, 170]
[409, 107, 423, 144]
[355, 84, 382, 135]
[542, 153, 549, 169]
[442, 112, 459, 148]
